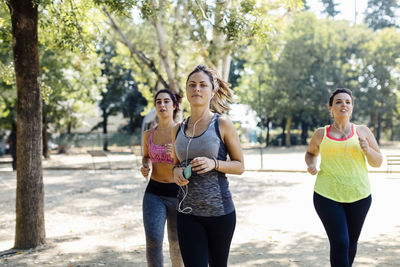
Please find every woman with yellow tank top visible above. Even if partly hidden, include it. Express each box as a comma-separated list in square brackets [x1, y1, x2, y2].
[305, 88, 382, 267]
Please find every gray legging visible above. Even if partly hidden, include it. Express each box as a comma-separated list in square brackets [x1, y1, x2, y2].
[143, 193, 182, 267]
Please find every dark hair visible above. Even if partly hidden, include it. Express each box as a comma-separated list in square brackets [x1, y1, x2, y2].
[186, 65, 234, 114]
[154, 89, 182, 120]
[329, 88, 354, 106]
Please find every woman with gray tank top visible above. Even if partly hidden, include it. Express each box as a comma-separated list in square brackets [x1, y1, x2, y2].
[171, 65, 245, 267]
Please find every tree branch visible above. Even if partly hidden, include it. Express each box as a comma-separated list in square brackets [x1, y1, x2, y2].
[102, 7, 169, 90]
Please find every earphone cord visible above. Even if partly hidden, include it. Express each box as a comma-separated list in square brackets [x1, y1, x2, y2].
[185, 110, 208, 167]
[178, 111, 209, 214]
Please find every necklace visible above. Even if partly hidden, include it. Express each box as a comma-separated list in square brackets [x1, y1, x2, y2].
[332, 123, 351, 138]
[332, 123, 351, 156]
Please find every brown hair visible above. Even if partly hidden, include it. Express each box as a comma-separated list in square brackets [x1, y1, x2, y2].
[186, 65, 235, 114]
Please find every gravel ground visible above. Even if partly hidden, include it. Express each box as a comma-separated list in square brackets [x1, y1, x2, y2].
[0, 163, 399, 266]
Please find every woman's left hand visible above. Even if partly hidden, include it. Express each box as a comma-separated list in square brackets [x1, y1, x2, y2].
[190, 157, 216, 174]
[359, 136, 370, 154]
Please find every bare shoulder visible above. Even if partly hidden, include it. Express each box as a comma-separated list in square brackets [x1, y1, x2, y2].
[142, 129, 152, 139]
[355, 124, 372, 138]
[217, 115, 236, 137]
[312, 127, 325, 140]
[218, 115, 235, 129]
[172, 123, 181, 136]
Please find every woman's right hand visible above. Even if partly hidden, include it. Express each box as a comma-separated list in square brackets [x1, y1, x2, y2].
[174, 167, 189, 186]
[307, 164, 318, 175]
[141, 164, 150, 178]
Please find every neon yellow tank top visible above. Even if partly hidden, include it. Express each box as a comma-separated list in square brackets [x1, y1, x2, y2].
[314, 124, 370, 203]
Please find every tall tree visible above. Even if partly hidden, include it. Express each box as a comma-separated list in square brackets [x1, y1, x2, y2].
[2, 0, 105, 248]
[94, 40, 137, 150]
[320, 0, 340, 18]
[40, 49, 102, 158]
[7, 0, 45, 248]
[236, 12, 371, 146]
[358, 28, 400, 143]
[365, 0, 399, 30]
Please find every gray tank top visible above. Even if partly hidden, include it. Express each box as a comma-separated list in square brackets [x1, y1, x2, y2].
[175, 114, 234, 216]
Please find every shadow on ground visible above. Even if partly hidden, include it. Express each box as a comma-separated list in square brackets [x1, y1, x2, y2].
[0, 170, 399, 266]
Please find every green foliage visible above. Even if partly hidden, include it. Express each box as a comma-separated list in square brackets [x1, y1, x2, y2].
[39, 1, 102, 52]
[0, 3, 14, 85]
[300, 0, 310, 10]
[1, 1, 105, 134]
[236, 10, 400, 144]
[357, 27, 400, 141]
[365, 0, 399, 31]
[120, 83, 147, 133]
[92, 0, 135, 15]
[320, 0, 340, 18]
[0, 2, 16, 129]
[95, 39, 146, 134]
[40, 47, 102, 133]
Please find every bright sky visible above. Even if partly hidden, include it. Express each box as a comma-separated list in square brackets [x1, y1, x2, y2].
[307, 0, 368, 24]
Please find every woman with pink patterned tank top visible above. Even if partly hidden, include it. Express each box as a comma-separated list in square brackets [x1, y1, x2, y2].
[140, 89, 183, 267]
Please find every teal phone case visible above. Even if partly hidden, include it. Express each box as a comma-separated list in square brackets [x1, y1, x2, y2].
[183, 165, 192, 179]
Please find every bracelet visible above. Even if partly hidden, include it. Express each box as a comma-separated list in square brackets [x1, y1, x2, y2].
[212, 157, 219, 170]
[212, 157, 217, 170]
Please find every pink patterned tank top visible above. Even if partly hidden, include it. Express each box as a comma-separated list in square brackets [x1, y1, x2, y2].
[148, 127, 174, 164]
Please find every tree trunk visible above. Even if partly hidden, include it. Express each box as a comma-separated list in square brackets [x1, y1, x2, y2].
[285, 115, 292, 146]
[67, 122, 72, 134]
[10, 120, 17, 171]
[301, 122, 308, 145]
[265, 118, 270, 147]
[376, 110, 381, 144]
[151, 8, 179, 94]
[42, 112, 49, 159]
[221, 54, 231, 82]
[102, 111, 108, 151]
[390, 124, 394, 141]
[9, 0, 45, 249]
[212, 0, 228, 73]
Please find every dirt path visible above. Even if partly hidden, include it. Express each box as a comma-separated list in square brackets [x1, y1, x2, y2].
[0, 167, 399, 266]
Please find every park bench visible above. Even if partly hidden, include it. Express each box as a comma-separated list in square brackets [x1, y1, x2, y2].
[87, 150, 111, 172]
[387, 154, 400, 173]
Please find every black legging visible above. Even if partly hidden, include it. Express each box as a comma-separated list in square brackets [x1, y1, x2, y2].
[176, 211, 236, 267]
[314, 192, 371, 267]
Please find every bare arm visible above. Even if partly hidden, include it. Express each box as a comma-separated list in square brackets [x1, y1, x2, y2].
[357, 125, 383, 167]
[190, 116, 244, 175]
[141, 130, 152, 177]
[171, 124, 188, 186]
[216, 116, 245, 175]
[305, 128, 324, 175]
